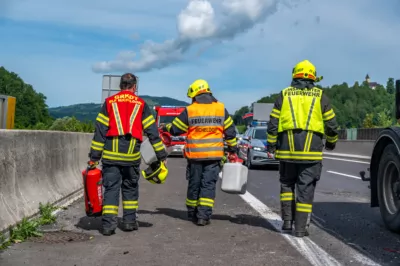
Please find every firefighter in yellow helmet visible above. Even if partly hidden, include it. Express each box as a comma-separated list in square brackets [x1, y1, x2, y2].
[163, 79, 238, 226]
[266, 60, 339, 237]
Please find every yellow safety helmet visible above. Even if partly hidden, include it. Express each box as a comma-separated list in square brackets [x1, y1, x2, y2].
[141, 161, 168, 184]
[292, 60, 323, 82]
[187, 79, 211, 98]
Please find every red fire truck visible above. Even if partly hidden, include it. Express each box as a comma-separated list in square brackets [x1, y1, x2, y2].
[154, 105, 187, 156]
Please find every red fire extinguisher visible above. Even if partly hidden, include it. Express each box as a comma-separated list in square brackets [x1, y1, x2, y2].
[82, 166, 103, 217]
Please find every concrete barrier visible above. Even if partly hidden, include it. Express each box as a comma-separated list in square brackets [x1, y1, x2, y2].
[329, 140, 375, 157]
[0, 130, 92, 231]
[0, 131, 376, 232]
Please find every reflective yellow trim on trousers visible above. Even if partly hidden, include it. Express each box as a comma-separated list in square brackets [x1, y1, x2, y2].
[296, 203, 312, 213]
[280, 192, 294, 201]
[122, 200, 138, 210]
[198, 197, 214, 208]
[186, 198, 198, 207]
[275, 150, 323, 160]
[103, 205, 119, 215]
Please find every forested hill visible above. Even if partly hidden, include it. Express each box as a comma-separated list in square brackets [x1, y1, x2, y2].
[0, 66, 53, 128]
[49, 96, 190, 122]
[0, 65, 189, 130]
[233, 78, 396, 129]
[1, 64, 396, 131]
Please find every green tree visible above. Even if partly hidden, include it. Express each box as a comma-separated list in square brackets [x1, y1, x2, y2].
[233, 106, 250, 125]
[48, 117, 94, 132]
[234, 77, 398, 129]
[0, 67, 52, 128]
[362, 113, 374, 128]
[376, 110, 393, 128]
[386, 77, 395, 94]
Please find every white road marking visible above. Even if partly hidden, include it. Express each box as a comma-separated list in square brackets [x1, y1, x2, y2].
[326, 170, 361, 180]
[239, 192, 341, 266]
[323, 156, 370, 164]
[239, 191, 381, 266]
[323, 152, 371, 160]
[219, 172, 380, 266]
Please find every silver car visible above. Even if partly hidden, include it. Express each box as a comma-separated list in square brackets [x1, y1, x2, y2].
[238, 126, 279, 169]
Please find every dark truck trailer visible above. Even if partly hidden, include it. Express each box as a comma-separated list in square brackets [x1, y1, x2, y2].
[360, 79, 400, 233]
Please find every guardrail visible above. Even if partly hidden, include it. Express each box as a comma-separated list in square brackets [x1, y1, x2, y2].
[326, 140, 374, 158]
[337, 128, 385, 141]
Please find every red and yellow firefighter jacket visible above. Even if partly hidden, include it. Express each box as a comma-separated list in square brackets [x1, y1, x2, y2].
[266, 79, 339, 163]
[166, 93, 238, 161]
[89, 90, 167, 166]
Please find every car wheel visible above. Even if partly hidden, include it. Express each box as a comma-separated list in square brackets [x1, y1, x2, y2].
[377, 143, 400, 233]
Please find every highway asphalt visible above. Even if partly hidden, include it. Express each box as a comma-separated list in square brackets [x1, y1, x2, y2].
[245, 154, 400, 266]
[0, 158, 310, 266]
[1, 155, 399, 266]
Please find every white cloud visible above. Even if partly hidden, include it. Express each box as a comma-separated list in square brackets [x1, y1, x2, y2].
[177, 0, 216, 39]
[91, 0, 297, 73]
[2, 0, 400, 113]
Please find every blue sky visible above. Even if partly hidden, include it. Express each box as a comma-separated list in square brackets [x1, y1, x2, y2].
[1, 0, 400, 113]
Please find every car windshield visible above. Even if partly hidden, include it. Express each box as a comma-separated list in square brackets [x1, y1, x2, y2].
[158, 115, 177, 126]
[253, 128, 267, 140]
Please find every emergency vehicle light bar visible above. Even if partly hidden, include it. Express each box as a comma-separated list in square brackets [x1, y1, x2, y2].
[251, 120, 268, 126]
[160, 105, 186, 108]
[154, 105, 186, 110]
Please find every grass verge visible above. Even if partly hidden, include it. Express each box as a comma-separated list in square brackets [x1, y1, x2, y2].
[0, 202, 61, 250]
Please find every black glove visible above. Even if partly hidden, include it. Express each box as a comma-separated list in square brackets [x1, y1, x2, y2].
[161, 123, 172, 132]
[325, 142, 336, 151]
[267, 146, 276, 154]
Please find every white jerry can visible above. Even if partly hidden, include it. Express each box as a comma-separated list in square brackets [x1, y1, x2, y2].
[140, 138, 172, 165]
[220, 162, 248, 195]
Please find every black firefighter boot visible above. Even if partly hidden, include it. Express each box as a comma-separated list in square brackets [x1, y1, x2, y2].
[121, 221, 139, 232]
[188, 212, 198, 223]
[102, 228, 116, 236]
[294, 212, 310, 238]
[188, 207, 198, 223]
[282, 220, 293, 231]
[197, 219, 210, 226]
[281, 200, 294, 232]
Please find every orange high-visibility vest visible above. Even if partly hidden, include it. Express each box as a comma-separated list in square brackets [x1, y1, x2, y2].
[185, 102, 225, 160]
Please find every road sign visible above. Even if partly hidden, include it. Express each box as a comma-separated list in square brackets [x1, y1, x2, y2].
[0, 94, 16, 129]
[101, 75, 139, 103]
